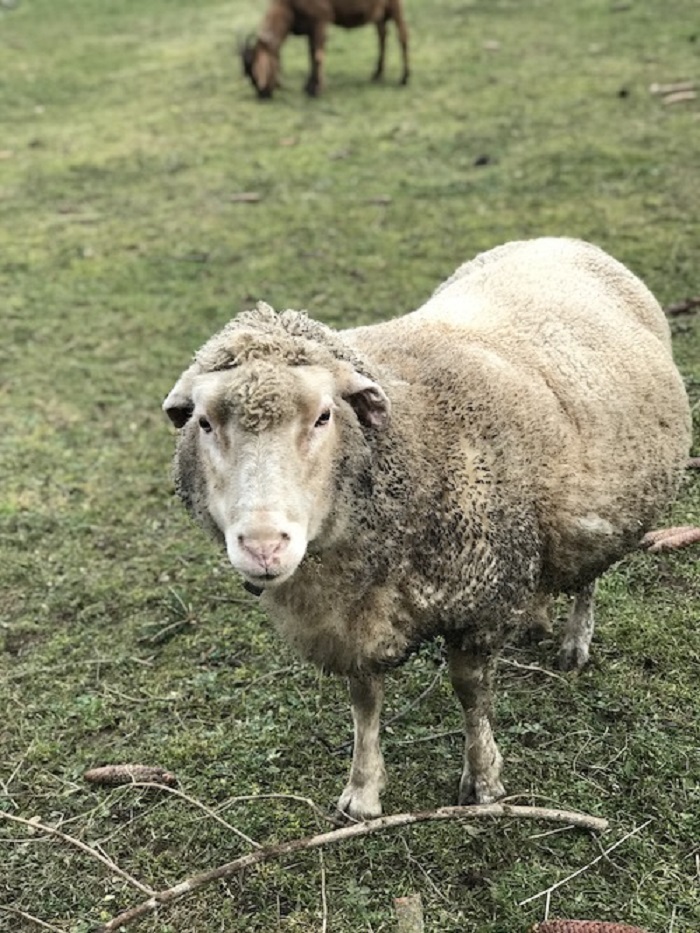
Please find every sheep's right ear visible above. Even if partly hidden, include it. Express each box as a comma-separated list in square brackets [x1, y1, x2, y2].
[341, 369, 391, 430]
[163, 373, 195, 428]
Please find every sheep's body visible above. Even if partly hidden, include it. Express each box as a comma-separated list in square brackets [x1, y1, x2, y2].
[242, 0, 409, 98]
[163, 237, 690, 818]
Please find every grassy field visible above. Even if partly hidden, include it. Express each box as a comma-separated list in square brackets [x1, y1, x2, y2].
[1, 0, 699, 930]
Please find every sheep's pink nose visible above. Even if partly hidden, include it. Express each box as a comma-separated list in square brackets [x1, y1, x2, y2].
[238, 531, 290, 569]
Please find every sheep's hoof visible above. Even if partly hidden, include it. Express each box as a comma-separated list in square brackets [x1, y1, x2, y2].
[557, 640, 590, 672]
[458, 775, 506, 806]
[304, 79, 320, 97]
[400, 72, 410, 86]
[371, 69, 384, 83]
[337, 784, 382, 821]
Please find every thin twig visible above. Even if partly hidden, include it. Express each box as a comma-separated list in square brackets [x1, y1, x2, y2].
[215, 792, 337, 827]
[97, 803, 608, 931]
[383, 665, 446, 729]
[400, 836, 451, 906]
[499, 656, 569, 683]
[0, 811, 154, 896]
[114, 782, 262, 849]
[0, 905, 65, 932]
[519, 819, 651, 906]
[322, 665, 447, 755]
[395, 728, 462, 747]
[319, 849, 328, 933]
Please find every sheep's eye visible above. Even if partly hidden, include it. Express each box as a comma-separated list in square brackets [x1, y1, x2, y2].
[314, 409, 331, 428]
[198, 416, 212, 433]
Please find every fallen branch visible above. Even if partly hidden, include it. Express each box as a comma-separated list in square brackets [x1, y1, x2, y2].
[97, 803, 608, 931]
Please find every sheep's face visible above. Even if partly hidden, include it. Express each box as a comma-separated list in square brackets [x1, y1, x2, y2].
[164, 361, 390, 592]
[241, 37, 280, 99]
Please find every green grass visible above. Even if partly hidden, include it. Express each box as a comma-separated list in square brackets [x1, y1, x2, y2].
[1, 0, 699, 930]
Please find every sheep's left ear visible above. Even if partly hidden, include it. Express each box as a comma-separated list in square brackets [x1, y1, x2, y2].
[163, 370, 196, 428]
[342, 370, 391, 430]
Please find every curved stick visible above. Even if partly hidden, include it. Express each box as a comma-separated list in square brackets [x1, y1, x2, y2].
[98, 803, 608, 931]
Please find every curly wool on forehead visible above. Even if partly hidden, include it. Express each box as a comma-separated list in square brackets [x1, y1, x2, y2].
[218, 362, 308, 432]
[192, 303, 373, 377]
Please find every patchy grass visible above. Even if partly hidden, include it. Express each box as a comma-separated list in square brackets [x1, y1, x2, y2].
[1, 0, 699, 930]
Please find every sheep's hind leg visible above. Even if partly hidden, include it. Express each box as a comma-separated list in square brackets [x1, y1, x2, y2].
[447, 646, 504, 804]
[304, 22, 327, 97]
[557, 580, 596, 671]
[337, 673, 386, 820]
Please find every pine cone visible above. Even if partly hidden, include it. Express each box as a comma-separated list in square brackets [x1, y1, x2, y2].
[531, 922, 650, 933]
[84, 764, 178, 786]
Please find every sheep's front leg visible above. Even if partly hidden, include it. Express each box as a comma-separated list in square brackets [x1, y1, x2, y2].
[447, 646, 504, 804]
[337, 673, 386, 820]
[305, 21, 327, 97]
[371, 20, 387, 81]
[557, 581, 596, 671]
[391, 2, 410, 84]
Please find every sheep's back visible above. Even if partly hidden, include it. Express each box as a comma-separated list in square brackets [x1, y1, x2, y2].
[347, 238, 691, 592]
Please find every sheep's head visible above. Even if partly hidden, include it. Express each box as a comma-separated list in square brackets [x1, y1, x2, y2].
[164, 349, 390, 593]
[241, 34, 280, 99]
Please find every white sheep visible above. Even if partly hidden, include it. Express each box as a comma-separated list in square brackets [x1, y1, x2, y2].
[163, 237, 691, 819]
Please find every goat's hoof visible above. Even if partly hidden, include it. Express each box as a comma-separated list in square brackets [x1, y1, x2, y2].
[304, 80, 320, 97]
[371, 70, 384, 83]
[400, 73, 410, 86]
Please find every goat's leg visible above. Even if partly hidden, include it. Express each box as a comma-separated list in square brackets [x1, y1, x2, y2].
[304, 21, 327, 97]
[448, 646, 504, 804]
[557, 580, 596, 671]
[371, 19, 387, 82]
[337, 673, 386, 820]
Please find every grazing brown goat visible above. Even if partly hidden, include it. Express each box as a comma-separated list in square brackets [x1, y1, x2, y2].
[241, 0, 410, 98]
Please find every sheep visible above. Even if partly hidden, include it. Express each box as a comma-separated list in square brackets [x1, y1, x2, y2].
[241, 0, 410, 99]
[162, 237, 691, 820]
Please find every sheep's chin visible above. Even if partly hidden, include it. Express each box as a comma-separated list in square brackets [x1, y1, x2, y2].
[238, 565, 298, 592]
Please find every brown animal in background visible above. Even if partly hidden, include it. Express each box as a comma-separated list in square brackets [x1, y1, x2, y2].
[241, 0, 410, 99]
